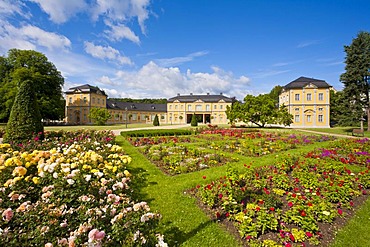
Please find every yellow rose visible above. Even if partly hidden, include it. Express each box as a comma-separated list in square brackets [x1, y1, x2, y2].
[32, 177, 40, 184]
[124, 170, 131, 177]
[12, 166, 27, 176]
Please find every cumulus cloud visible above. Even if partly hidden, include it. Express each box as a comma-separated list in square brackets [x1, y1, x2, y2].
[103, 61, 250, 99]
[91, 0, 150, 33]
[84, 41, 133, 65]
[103, 20, 140, 44]
[30, 0, 87, 24]
[0, 21, 71, 53]
[156, 50, 209, 67]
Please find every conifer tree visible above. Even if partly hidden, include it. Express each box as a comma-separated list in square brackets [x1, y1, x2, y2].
[4, 80, 44, 143]
[191, 113, 198, 127]
[153, 114, 160, 126]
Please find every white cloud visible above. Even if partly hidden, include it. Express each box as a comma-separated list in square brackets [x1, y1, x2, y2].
[92, 0, 150, 33]
[30, 0, 87, 24]
[0, 21, 71, 53]
[104, 21, 140, 44]
[106, 61, 250, 99]
[84, 41, 133, 65]
[156, 50, 209, 67]
[0, 0, 30, 20]
[297, 40, 320, 48]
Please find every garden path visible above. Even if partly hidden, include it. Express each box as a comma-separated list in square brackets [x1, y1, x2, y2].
[295, 129, 361, 139]
[111, 124, 190, 135]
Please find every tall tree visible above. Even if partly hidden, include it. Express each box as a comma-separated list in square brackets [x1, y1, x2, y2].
[0, 49, 65, 122]
[340, 31, 370, 129]
[269, 85, 283, 106]
[4, 80, 44, 144]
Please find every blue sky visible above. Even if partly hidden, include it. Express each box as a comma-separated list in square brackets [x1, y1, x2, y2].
[1, 0, 369, 100]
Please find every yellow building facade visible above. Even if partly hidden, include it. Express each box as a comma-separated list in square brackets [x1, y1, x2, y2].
[279, 77, 332, 128]
[167, 93, 236, 125]
[65, 84, 167, 125]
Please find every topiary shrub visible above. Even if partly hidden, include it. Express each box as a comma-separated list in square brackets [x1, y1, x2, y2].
[191, 113, 198, 127]
[153, 114, 160, 126]
[4, 80, 44, 143]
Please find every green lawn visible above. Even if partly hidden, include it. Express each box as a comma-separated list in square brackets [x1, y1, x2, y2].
[306, 127, 370, 137]
[114, 129, 370, 247]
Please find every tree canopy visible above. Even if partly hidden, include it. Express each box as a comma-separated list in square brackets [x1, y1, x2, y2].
[0, 49, 65, 122]
[226, 93, 293, 127]
[88, 107, 111, 125]
[340, 31, 370, 128]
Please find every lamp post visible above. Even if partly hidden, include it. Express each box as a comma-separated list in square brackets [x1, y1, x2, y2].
[360, 117, 365, 131]
[125, 107, 128, 128]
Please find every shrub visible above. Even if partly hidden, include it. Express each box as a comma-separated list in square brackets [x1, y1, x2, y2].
[153, 115, 160, 126]
[4, 80, 44, 144]
[191, 114, 198, 127]
[121, 129, 193, 138]
[88, 107, 111, 125]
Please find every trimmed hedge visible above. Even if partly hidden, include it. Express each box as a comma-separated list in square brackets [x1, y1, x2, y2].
[121, 129, 193, 137]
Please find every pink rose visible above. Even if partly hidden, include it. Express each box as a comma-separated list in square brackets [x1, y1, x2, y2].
[2, 208, 13, 222]
[88, 229, 105, 241]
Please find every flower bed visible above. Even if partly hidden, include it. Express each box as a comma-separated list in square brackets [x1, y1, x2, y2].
[193, 138, 370, 246]
[140, 144, 236, 175]
[128, 136, 191, 147]
[0, 130, 166, 246]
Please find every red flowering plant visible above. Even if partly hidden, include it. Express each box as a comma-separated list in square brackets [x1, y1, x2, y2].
[194, 137, 370, 246]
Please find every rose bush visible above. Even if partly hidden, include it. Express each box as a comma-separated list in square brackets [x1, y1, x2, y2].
[0, 130, 166, 247]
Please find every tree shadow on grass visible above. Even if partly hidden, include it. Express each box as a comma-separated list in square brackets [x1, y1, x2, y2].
[163, 220, 214, 246]
[125, 165, 158, 204]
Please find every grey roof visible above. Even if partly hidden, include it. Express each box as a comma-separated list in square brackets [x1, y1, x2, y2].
[65, 84, 107, 96]
[107, 100, 167, 112]
[284, 77, 332, 89]
[168, 93, 236, 103]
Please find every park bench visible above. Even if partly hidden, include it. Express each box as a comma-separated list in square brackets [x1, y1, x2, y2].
[352, 128, 364, 137]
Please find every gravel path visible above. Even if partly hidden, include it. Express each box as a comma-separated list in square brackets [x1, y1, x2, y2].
[294, 129, 360, 139]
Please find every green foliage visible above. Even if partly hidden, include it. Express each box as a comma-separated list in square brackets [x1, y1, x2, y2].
[0, 49, 65, 122]
[88, 107, 111, 125]
[330, 90, 360, 126]
[4, 80, 44, 143]
[340, 31, 370, 128]
[227, 94, 293, 127]
[120, 129, 193, 137]
[191, 113, 198, 127]
[269, 85, 283, 106]
[153, 114, 160, 126]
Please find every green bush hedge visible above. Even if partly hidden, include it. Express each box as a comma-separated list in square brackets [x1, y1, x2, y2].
[121, 129, 193, 137]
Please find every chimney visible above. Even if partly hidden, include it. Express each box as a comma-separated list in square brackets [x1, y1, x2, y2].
[207, 92, 210, 95]
[177, 93, 180, 96]
[190, 93, 193, 95]
[220, 92, 223, 95]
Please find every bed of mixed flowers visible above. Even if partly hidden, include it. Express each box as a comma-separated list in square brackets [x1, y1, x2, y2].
[194, 137, 370, 247]
[0, 130, 166, 247]
[130, 129, 335, 175]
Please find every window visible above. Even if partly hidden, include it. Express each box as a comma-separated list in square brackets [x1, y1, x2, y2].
[295, 94, 300, 101]
[307, 115, 311, 122]
[169, 105, 172, 110]
[318, 107, 323, 111]
[318, 93, 324, 101]
[295, 108, 299, 111]
[196, 105, 202, 111]
[98, 98, 100, 104]
[83, 97, 87, 103]
[318, 115, 323, 122]
[181, 105, 183, 110]
[175, 105, 178, 109]
[188, 105, 192, 111]
[206, 105, 210, 111]
[214, 105, 217, 110]
[307, 93, 312, 101]
[220, 105, 223, 110]
[132, 114, 137, 120]
[69, 97, 72, 103]
[295, 115, 300, 122]
[92, 97, 95, 103]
